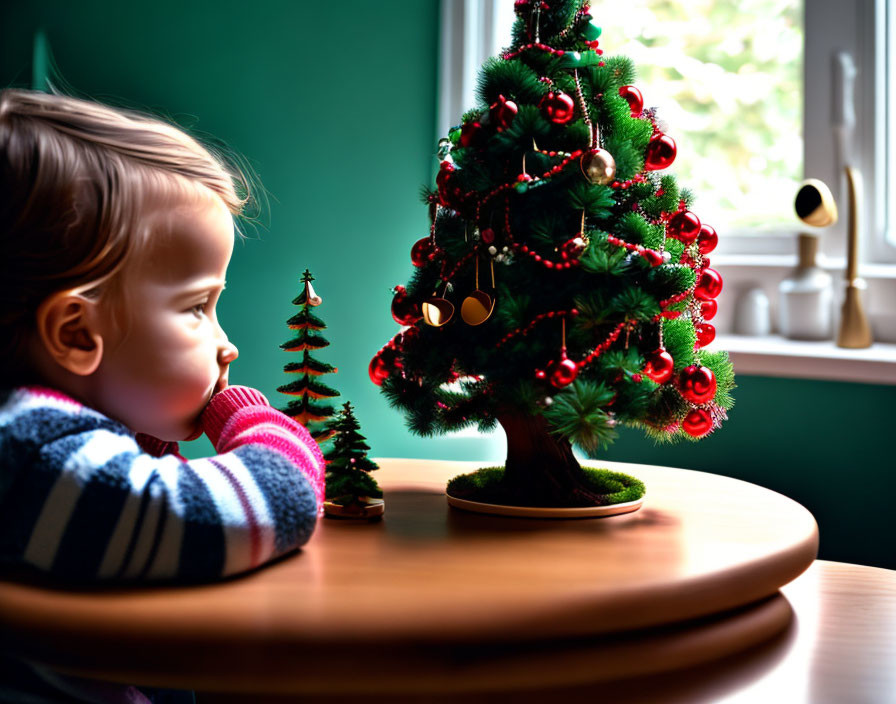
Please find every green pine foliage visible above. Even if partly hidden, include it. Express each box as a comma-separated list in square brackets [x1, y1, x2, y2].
[323, 402, 383, 504]
[380, 0, 735, 456]
[277, 270, 340, 441]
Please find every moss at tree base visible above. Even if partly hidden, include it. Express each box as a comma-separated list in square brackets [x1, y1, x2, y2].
[446, 466, 645, 508]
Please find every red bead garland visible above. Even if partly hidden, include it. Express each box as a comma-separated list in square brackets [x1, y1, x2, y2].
[610, 174, 648, 190]
[473, 150, 585, 222]
[502, 42, 568, 60]
[576, 322, 627, 369]
[605, 234, 665, 267]
[496, 309, 579, 350]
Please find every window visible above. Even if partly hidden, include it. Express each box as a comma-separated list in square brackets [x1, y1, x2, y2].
[439, 0, 896, 359]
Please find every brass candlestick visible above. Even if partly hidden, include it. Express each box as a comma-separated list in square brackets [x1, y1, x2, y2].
[836, 167, 872, 348]
[793, 173, 872, 349]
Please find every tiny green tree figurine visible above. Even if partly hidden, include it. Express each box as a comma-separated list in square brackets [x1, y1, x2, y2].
[278, 270, 339, 442]
[323, 402, 384, 518]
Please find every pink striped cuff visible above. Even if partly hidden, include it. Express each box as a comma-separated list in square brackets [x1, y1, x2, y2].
[202, 387, 325, 508]
[201, 386, 270, 446]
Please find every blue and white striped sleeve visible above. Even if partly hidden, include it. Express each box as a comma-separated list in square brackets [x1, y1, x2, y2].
[0, 389, 318, 582]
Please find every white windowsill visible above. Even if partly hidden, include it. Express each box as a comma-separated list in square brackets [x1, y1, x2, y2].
[715, 334, 896, 385]
[712, 254, 896, 279]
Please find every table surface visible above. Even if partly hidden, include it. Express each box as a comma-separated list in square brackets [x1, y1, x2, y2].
[1, 458, 889, 702]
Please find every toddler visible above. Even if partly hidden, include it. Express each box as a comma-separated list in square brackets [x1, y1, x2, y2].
[0, 89, 325, 702]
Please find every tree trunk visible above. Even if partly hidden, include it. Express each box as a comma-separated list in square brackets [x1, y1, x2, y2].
[495, 409, 610, 507]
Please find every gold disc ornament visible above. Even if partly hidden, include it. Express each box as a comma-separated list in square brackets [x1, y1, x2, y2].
[461, 257, 496, 326]
[580, 147, 617, 185]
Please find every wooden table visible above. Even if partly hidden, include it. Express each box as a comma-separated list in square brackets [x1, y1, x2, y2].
[2, 459, 892, 702]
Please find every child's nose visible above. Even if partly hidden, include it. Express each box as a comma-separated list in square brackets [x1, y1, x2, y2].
[218, 340, 239, 366]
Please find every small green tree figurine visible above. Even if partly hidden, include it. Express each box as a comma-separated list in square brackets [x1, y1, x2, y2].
[278, 270, 340, 442]
[323, 402, 384, 519]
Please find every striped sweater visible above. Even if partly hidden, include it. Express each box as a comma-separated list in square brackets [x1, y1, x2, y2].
[0, 384, 325, 582]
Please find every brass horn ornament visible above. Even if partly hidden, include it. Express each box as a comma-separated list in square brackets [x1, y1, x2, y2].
[794, 179, 838, 228]
[461, 256, 496, 326]
[422, 285, 454, 327]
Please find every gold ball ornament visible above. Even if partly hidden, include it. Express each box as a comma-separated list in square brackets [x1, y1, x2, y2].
[580, 148, 617, 185]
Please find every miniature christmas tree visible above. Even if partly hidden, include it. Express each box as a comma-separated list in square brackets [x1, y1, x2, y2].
[371, 0, 734, 509]
[278, 270, 339, 442]
[323, 402, 384, 518]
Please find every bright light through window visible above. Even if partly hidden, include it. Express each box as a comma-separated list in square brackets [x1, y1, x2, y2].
[497, 1, 804, 236]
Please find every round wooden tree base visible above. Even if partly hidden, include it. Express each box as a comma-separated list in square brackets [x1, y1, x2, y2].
[445, 465, 645, 517]
[323, 498, 384, 520]
[446, 493, 644, 518]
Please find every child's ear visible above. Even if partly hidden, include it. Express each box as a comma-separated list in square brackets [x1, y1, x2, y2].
[35, 291, 104, 376]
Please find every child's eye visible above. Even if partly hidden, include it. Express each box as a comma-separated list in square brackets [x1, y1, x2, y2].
[189, 302, 208, 318]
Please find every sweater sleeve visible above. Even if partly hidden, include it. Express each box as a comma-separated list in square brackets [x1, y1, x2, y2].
[0, 386, 324, 583]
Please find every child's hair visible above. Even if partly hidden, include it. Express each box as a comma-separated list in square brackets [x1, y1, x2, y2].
[0, 88, 253, 387]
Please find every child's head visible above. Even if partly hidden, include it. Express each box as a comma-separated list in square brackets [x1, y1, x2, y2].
[0, 88, 250, 440]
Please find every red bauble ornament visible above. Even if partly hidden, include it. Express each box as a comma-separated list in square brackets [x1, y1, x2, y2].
[411, 237, 433, 267]
[545, 349, 579, 388]
[369, 350, 394, 386]
[435, 160, 454, 188]
[391, 286, 422, 325]
[697, 224, 718, 254]
[489, 95, 518, 132]
[682, 408, 713, 437]
[644, 134, 677, 171]
[678, 365, 717, 405]
[695, 322, 716, 347]
[436, 161, 463, 209]
[701, 299, 718, 321]
[618, 85, 644, 116]
[643, 347, 674, 384]
[460, 120, 483, 148]
[694, 268, 723, 300]
[481, 227, 496, 244]
[667, 210, 701, 244]
[540, 91, 575, 124]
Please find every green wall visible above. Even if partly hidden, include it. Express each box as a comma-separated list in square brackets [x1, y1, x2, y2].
[3, 1, 894, 570]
